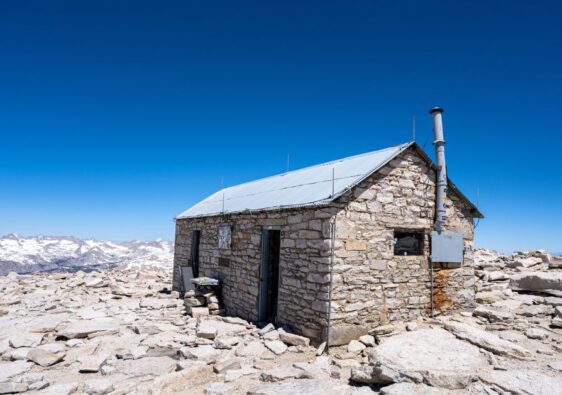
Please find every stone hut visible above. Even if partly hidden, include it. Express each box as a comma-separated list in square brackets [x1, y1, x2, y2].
[172, 141, 483, 344]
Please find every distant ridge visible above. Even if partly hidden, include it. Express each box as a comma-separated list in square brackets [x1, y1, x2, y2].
[0, 234, 173, 275]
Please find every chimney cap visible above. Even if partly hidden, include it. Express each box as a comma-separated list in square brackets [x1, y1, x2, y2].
[429, 107, 444, 114]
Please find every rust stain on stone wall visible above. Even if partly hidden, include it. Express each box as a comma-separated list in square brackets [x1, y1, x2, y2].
[429, 269, 455, 311]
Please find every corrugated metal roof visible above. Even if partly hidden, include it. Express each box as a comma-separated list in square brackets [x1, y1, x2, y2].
[177, 142, 413, 219]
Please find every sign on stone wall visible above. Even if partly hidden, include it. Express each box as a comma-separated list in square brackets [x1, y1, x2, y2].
[218, 225, 232, 249]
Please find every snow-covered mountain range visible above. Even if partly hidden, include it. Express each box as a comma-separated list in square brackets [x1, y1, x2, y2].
[0, 234, 173, 275]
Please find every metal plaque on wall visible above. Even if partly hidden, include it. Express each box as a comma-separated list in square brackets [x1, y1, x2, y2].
[430, 231, 464, 263]
[218, 225, 232, 249]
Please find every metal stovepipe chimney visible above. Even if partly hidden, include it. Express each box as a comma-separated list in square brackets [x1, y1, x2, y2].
[430, 107, 447, 232]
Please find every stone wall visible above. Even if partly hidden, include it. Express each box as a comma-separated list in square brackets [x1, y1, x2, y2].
[173, 207, 337, 340]
[327, 146, 476, 344]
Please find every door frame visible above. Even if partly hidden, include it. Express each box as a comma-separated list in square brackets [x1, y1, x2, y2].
[258, 227, 281, 322]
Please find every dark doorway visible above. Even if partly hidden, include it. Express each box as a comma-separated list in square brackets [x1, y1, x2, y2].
[259, 229, 280, 323]
[191, 230, 201, 278]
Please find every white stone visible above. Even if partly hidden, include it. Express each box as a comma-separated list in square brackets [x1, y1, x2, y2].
[481, 369, 562, 395]
[443, 320, 532, 359]
[265, 340, 288, 355]
[351, 328, 487, 389]
[0, 361, 33, 382]
[27, 348, 64, 367]
[510, 272, 562, 296]
[213, 357, 242, 374]
[347, 340, 366, 354]
[56, 318, 120, 339]
[180, 345, 221, 363]
[359, 335, 376, 346]
[260, 367, 302, 382]
[525, 327, 549, 340]
[206, 382, 232, 395]
[84, 378, 114, 395]
[279, 332, 310, 347]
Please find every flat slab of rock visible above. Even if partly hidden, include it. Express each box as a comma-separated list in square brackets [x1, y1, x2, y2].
[9, 332, 44, 348]
[380, 382, 461, 394]
[27, 348, 64, 367]
[347, 340, 366, 354]
[83, 378, 114, 395]
[279, 332, 310, 347]
[260, 367, 306, 382]
[213, 357, 242, 374]
[473, 306, 513, 322]
[264, 340, 288, 355]
[510, 272, 562, 296]
[351, 328, 486, 389]
[442, 320, 532, 360]
[112, 356, 177, 377]
[180, 345, 221, 363]
[248, 379, 360, 395]
[0, 382, 28, 394]
[56, 318, 120, 339]
[0, 361, 33, 382]
[481, 369, 562, 395]
[235, 341, 268, 358]
[151, 362, 212, 393]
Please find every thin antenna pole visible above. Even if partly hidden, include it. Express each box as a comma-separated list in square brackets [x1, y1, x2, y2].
[412, 115, 416, 141]
[286, 154, 290, 172]
[220, 177, 224, 190]
[477, 187, 480, 208]
[222, 192, 225, 214]
[331, 167, 335, 197]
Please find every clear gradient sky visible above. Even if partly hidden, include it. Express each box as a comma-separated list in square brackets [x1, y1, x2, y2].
[1, 1, 561, 253]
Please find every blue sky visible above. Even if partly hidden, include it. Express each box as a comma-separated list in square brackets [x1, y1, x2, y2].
[1, 1, 561, 253]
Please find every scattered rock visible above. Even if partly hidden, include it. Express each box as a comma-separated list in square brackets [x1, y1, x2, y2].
[112, 356, 178, 377]
[405, 322, 418, 332]
[29, 380, 49, 391]
[351, 328, 486, 389]
[214, 336, 241, 349]
[27, 348, 64, 367]
[259, 323, 275, 336]
[548, 361, 562, 371]
[347, 340, 366, 354]
[260, 367, 303, 382]
[279, 331, 310, 347]
[525, 327, 549, 340]
[206, 382, 232, 395]
[180, 345, 221, 363]
[248, 379, 360, 394]
[0, 383, 28, 394]
[9, 333, 43, 348]
[510, 272, 562, 297]
[264, 340, 288, 355]
[480, 369, 562, 395]
[83, 378, 114, 395]
[213, 357, 243, 374]
[192, 307, 210, 317]
[316, 342, 326, 356]
[56, 318, 120, 339]
[442, 320, 532, 359]
[0, 361, 33, 382]
[79, 352, 110, 373]
[359, 335, 376, 346]
[473, 306, 513, 322]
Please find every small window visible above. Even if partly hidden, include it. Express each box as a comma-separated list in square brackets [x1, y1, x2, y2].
[394, 231, 424, 256]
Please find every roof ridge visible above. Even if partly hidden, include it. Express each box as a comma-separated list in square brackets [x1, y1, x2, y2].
[216, 141, 412, 193]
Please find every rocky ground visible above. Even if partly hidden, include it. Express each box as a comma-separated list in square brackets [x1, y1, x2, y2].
[1, 249, 561, 394]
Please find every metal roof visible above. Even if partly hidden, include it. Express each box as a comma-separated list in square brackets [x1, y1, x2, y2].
[176, 141, 483, 219]
[177, 142, 413, 219]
